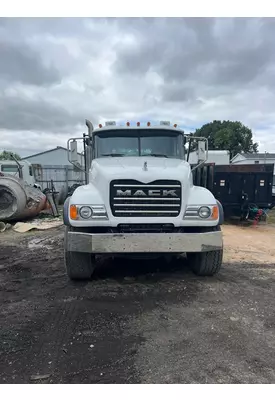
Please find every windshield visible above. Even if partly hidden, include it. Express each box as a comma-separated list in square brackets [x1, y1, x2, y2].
[1, 164, 19, 173]
[94, 129, 183, 159]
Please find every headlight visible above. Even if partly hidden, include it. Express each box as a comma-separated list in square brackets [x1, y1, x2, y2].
[184, 205, 219, 220]
[198, 206, 211, 218]
[79, 206, 92, 219]
[70, 204, 108, 220]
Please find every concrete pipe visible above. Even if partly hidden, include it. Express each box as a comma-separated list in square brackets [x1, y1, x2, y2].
[0, 174, 47, 222]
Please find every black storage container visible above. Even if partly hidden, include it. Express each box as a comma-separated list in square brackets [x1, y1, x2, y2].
[192, 163, 274, 218]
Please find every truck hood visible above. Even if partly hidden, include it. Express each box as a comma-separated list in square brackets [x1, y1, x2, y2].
[90, 156, 191, 183]
[72, 156, 204, 226]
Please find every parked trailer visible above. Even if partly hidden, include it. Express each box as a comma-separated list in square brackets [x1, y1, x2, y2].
[192, 163, 274, 219]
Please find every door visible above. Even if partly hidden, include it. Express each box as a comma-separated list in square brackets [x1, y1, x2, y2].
[254, 173, 273, 204]
[212, 172, 231, 205]
[241, 174, 256, 203]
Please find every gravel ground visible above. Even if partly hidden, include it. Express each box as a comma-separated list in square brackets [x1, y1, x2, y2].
[0, 224, 275, 384]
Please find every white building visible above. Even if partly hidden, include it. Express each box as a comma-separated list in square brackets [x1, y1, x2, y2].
[231, 152, 275, 166]
[22, 146, 84, 166]
[21, 146, 85, 192]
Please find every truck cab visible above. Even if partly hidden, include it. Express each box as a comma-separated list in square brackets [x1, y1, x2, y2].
[63, 120, 224, 280]
[0, 160, 41, 189]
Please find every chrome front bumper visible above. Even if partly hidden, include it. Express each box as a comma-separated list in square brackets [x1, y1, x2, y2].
[66, 231, 223, 254]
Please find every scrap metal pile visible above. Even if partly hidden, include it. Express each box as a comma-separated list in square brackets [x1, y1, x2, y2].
[0, 173, 60, 231]
[0, 173, 46, 221]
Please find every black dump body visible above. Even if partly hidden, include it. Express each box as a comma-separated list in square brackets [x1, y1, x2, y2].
[192, 163, 274, 219]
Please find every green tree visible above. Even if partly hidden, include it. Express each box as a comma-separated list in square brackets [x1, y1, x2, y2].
[190, 120, 258, 159]
[0, 150, 21, 161]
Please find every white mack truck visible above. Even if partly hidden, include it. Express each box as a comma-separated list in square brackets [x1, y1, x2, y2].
[63, 120, 224, 280]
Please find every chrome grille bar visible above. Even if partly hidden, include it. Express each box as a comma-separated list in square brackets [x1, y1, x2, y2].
[113, 184, 181, 188]
[113, 197, 180, 201]
[114, 210, 179, 214]
[113, 203, 179, 207]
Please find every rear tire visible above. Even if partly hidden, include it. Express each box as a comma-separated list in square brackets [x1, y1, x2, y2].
[58, 185, 68, 205]
[187, 226, 223, 276]
[64, 227, 95, 280]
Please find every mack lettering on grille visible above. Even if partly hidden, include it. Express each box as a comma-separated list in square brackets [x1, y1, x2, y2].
[116, 189, 178, 197]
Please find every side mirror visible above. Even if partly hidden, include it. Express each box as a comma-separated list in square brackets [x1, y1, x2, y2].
[70, 140, 78, 164]
[85, 137, 92, 146]
[198, 140, 206, 162]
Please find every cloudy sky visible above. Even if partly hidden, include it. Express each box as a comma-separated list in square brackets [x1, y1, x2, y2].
[1, 17, 275, 157]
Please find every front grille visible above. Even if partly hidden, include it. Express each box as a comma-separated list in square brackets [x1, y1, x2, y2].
[117, 224, 175, 233]
[110, 180, 182, 217]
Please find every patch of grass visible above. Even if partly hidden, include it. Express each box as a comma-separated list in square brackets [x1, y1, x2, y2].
[267, 208, 275, 224]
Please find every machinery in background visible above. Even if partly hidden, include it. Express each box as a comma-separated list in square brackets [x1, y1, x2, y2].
[0, 159, 41, 189]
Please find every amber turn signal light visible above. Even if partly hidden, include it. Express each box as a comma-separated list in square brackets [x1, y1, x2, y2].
[70, 205, 78, 220]
[211, 205, 219, 220]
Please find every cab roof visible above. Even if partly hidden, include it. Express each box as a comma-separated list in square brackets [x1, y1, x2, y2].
[93, 124, 184, 134]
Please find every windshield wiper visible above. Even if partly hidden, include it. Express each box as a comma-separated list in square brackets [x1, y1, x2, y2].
[146, 153, 169, 158]
[101, 153, 125, 157]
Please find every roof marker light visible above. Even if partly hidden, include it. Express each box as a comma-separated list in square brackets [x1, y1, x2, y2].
[99, 124, 102, 128]
[174, 124, 178, 128]
[105, 121, 116, 126]
[147, 122, 151, 126]
[126, 122, 130, 126]
[137, 122, 140, 126]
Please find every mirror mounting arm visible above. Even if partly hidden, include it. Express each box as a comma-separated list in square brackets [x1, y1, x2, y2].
[190, 137, 208, 172]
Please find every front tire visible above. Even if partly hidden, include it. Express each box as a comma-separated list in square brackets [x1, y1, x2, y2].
[187, 226, 223, 276]
[188, 249, 223, 276]
[64, 227, 95, 280]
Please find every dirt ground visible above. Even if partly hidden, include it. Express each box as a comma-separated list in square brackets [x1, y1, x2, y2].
[0, 223, 275, 384]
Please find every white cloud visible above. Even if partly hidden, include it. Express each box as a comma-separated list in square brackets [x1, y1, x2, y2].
[0, 17, 275, 155]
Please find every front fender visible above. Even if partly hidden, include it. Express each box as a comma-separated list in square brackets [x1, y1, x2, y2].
[216, 199, 224, 225]
[66, 184, 106, 226]
[70, 184, 104, 205]
[63, 196, 71, 226]
[183, 186, 222, 227]
[187, 185, 217, 205]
